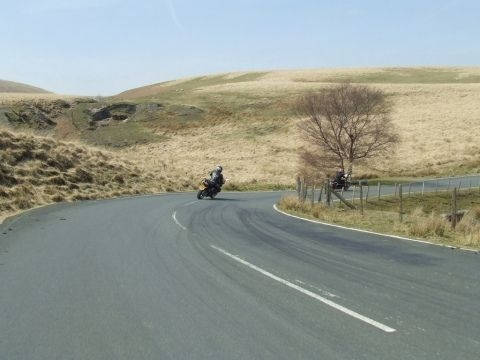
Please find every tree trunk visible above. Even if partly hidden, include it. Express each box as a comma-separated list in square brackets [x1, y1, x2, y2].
[346, 159, 354, 176]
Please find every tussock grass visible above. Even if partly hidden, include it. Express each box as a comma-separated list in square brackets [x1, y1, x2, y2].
[0, 130, 197, 221]
[278, 195, 480, 249]
[456, 207, 480, 246]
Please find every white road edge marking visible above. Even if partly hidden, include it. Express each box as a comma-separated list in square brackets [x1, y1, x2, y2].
[210, 245, 396, 333]
[273, 204, 479, 253]
[172, 211, 186, 230]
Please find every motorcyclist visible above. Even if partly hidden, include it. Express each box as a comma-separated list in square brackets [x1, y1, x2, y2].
[334, 168, 345, 185]
[209, 165, 225, 193]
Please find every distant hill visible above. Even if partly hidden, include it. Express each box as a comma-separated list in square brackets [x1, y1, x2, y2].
[0, 79, 50, 94]
[116, 67, 480, 100]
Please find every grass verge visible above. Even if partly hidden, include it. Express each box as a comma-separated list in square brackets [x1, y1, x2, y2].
[277, 193, 480, 249]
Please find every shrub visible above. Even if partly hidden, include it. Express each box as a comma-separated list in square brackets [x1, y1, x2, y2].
[49, 176, 67, 185]
[74, 168, 93, 183]
[51, 194, 65, 202]
[113, 174, 125, 184]
[408, 212, 448, 237]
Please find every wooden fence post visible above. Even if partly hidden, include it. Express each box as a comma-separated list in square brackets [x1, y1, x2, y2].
[310, 185, 315, 205]
[452, 187, 458, 229]
[299, 179, 303, 201]
[422, 181, 425, 196]
[359, 185, 364, 215]
[352, 186, 356, 204]
[296, 176, 301, 199]
[365, 185, 369, 203]
[394, 183, 398, 197]
[318, 186, 323, 203]
[377, 182, 381, 199]
[399, 184, 403, 223]
[408, 183, 412, 197]
[326, 181, 331, 206]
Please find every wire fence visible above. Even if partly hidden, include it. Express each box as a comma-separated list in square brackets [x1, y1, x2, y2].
[294, 174, 480, 230]
[297, 174, 480, 205]
[392, 174, 480, 197]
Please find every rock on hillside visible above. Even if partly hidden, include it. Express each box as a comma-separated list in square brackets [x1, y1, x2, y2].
[86, 103, 137, 128]
[4, 99, 71, 129]
[0, 130, 194, 219]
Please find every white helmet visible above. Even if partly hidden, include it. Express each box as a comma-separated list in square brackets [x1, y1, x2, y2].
[216, 165, 223, 172]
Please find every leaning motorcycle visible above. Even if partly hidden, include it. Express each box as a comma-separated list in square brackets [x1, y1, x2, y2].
[197, 179, 219, 199]
[330, 174, 351, 191]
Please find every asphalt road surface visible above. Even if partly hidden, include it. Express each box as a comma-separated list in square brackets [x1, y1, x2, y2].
[1, 191, 479, 359]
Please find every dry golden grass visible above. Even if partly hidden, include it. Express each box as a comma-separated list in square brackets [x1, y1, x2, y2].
[0, 130, 197, 221]
[0, 93, 76, 106]
[278, 195, 480, 249]
[4, 67, 480, 186]
[128, 81, 480, 182]
[455, 207, 480, 246]
[122, 121, 299, 184]
[115, 67, 480, 182]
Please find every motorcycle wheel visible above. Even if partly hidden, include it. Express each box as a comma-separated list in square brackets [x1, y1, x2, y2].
[197, 190, 204, 199]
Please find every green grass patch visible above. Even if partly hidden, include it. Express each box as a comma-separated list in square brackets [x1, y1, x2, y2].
[311, 68, 480, 84]
[128, 72, 269, 103]
[81, 121, 165, 148]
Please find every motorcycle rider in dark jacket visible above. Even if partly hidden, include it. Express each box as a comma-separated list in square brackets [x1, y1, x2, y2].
[209, 165, 225, 192]
[334, 169, 345, 184]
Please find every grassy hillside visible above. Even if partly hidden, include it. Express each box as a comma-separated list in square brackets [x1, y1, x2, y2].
[0, 130, 196, 221]
[114, 67, 480, 182]
[0, 79, 50, 94]
[2, 67, 480, 186]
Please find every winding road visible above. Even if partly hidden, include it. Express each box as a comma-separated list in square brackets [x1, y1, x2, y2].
[1, 191, 479, 359]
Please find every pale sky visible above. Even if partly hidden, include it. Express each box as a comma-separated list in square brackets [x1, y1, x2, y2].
[1, 0, 479, 95]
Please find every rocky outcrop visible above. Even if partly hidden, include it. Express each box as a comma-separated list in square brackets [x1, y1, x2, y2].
[3, 99, 72, 130]
[87, 103, 137, 128]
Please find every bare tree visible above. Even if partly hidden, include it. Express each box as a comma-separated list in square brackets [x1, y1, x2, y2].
[297, 83, 399, 175]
